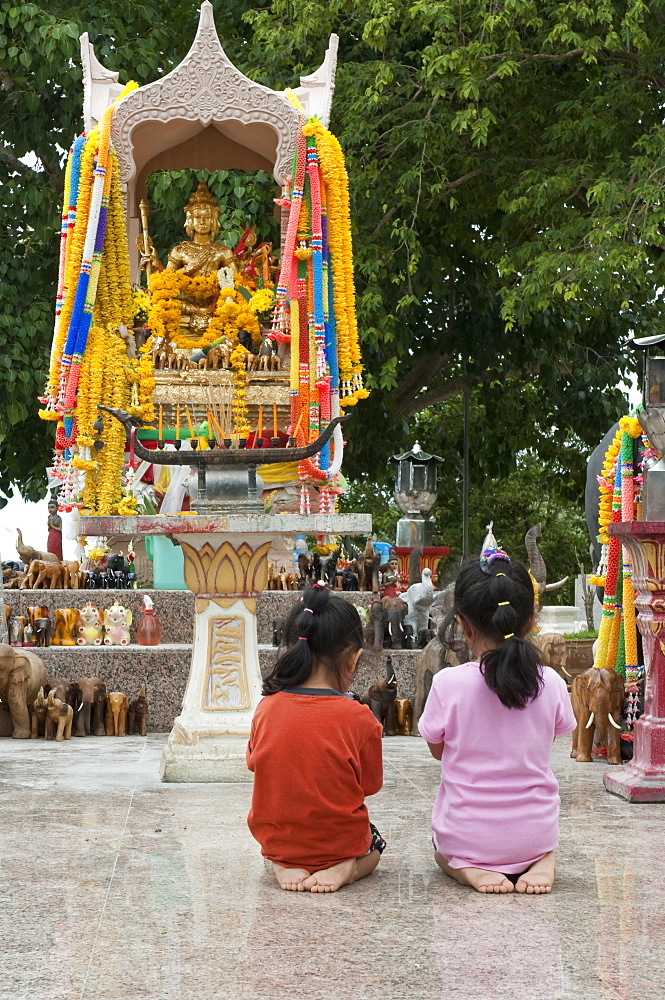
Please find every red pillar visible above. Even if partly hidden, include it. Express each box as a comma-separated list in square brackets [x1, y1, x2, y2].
[604, 521, 665, 801]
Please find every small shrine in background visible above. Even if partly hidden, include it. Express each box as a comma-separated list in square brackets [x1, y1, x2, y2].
[39, 2, 366, 521]
[33, 2, 373, 780]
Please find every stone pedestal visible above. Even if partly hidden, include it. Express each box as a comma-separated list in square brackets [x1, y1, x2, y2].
[80, 513, 370, 781]
[604, 522, 665, 802]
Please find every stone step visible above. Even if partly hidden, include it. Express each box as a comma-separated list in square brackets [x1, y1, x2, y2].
[26, 643, 423, 733]
[5, 589, 380, 645]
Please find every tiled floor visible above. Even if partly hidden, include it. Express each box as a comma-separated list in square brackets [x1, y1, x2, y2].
[1, 735, 663, 1000]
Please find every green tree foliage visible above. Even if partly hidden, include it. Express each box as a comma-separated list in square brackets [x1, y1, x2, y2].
[2, 1, 662, 506]
[340, 394, 589, 603]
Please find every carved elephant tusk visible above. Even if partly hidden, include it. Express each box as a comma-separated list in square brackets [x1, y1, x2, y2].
[561, 664, 573, 679]
[585, 711, 595, 729]
[607, 713, 622, 730]
[544, 576, 570, 592]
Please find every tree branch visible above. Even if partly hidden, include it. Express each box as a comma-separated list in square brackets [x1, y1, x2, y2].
[394, 349, 450, 406]
[486, 49, 583, 83]
[396, 363, 541, 418]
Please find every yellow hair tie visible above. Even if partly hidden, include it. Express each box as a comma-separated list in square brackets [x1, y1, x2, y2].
[504, 633, 514, 639]
[496, 573, 506, 577]
[498, 601, 510, 606]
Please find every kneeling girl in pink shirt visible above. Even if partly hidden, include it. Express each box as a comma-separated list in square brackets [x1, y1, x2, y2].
[418, 549, 575, 895]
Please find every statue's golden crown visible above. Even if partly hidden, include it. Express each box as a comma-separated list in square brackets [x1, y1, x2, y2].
[184, 179, 219, 215]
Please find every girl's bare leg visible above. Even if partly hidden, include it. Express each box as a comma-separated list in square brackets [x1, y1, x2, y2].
[271, 863, 312, 891]
[514, 851, 556, 894]
[302, 850, 381, 893]
[434, 851, 514, 894]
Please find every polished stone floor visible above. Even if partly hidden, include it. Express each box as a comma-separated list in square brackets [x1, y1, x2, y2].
[1, 735, 663, 1000]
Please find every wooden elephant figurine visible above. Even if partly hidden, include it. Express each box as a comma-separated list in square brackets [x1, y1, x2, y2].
[34, 617, 53, 647]
[570, 666, 625, 765]
[45, 689, 73, 741]
[105, 691, 128, 736]
[61, 560, 82, 589]
[72, 677, 107, 737]
[381, 596, 408, 649]
[128, 684, 149, 736]
[533, 631, 571, 681]
[31, 687, 48, 738]
[23, 559, 62, 590]
[395, 698, 413, 737]
[363, 657, 398, 736]
[0, 644, 47, 738]
[45, 675, 76, 712]
[53, 609, 79, 646]
[364, 600, 387, 649]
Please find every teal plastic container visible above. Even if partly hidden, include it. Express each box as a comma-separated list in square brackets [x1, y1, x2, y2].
[145, 535, 187, 590]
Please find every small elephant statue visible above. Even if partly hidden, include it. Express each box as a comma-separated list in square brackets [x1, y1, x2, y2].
[103, 602, 132, 645]
[570, 666, 625, 765]
[34, 617, 53, 647]
[61, 560, 82, 589]
[77, 602, 103, 645]
[533, 631, 572, 681]
[53, 609, 79, 646]
[381, 596, 408, 649]
[395, 698, 413, 737]
[272, 618, 285, 648]
[363, 657, 398, 737]
[31, 687, 48, 738]
[364, 600, 387, 649]
[105, 691, 128, 736]
[23, 559, 62, 590]
[128, 684, 148, 736]
[0, 643, 47, 738]
[45, 689, 73, 741]
[45, 675, 76, 713]
[72, 677, 107, 737]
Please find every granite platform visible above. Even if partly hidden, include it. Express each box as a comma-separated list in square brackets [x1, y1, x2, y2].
[1, 735, 662, 1000]
[6, 590, 423, 732]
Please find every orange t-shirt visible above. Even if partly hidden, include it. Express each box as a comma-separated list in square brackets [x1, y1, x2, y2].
[246, 688, 384, 872]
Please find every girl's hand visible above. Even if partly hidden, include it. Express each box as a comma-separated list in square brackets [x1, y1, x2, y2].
[427, 741, 444, 760]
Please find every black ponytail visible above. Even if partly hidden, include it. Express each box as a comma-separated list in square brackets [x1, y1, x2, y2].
[453, 560, 542, 710]
[262, 585, 364, 695]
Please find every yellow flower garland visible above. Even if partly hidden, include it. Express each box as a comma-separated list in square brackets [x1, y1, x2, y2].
[230, 345, 251, 435]
[147, 271, 260, 350]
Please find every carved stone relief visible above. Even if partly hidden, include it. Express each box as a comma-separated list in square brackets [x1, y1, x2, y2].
[110, 1, 300, 185]
[204, 616, 250, 710]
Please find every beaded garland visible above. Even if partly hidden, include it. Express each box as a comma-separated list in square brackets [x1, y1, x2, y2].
[274, 108, 369, 507]
[39, 80, 147, 514]
[591, 413, 645, 696]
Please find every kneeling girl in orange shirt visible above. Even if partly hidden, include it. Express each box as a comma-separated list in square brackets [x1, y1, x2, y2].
[247, 584, 385, 893]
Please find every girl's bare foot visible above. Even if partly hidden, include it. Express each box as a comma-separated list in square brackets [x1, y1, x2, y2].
[302, 850, 381, 893]
[435, 851, 513, 893]
[271, 863, 312, 891]
[515, 852, 556, 894]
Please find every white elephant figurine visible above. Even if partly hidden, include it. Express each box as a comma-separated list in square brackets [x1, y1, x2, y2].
[76, 602, 103, 646]
[103, 602, 132, 645]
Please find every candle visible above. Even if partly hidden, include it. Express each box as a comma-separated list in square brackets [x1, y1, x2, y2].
[273, 402, 278, 439]
[185, 405, 195, 440]
[176, 404, 180, 441]
[158, 404, 163, 440]
[257, 406, 263, 441]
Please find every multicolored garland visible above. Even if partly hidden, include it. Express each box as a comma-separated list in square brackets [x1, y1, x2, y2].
[591, 414, 644, 725]
[274, 101, 368, 509]
[38, 80, 155, 514]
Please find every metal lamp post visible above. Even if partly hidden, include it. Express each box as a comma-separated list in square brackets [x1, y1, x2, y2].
[391, 443, 444, 547]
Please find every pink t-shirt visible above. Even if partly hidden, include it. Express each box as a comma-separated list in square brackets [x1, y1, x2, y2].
[418, 661, 576, 873]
